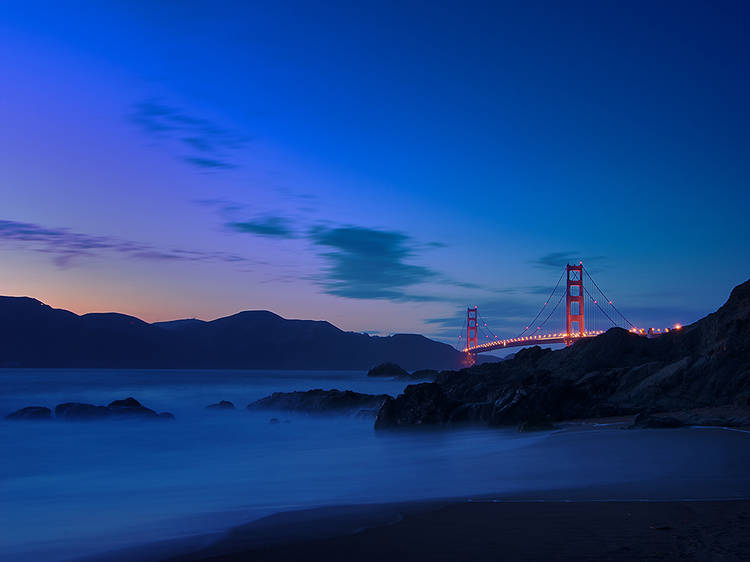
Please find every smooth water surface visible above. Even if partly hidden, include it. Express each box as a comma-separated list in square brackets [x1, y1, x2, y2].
[2, 369, 749, 561]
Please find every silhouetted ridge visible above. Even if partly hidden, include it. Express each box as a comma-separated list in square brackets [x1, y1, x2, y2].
[0, 298, 463, 370]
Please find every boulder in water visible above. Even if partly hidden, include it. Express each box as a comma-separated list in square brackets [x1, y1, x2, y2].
[367, 362, 409, 377]
[5, 406, 52, 421]
[107, 397, 160, 419]
[248, 389, 390, 414]
[207, 400, 235, 410]
[55, 402, 111, 420]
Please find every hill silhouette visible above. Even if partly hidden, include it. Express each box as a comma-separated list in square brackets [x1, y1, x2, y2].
[0, 297, 464, 371]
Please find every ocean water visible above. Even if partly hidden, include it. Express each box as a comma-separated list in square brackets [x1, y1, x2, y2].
[2, 369, 750, 562]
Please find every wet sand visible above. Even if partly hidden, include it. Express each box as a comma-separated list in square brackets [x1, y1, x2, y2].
[170, 499, 750, 562]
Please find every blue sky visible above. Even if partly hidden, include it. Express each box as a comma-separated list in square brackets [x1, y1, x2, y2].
[0, 0, 748, 343]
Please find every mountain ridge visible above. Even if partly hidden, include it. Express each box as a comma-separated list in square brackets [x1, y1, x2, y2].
[0, 296, 464, 371]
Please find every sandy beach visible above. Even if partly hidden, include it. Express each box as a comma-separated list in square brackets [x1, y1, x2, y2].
[169, 498, 750, 561]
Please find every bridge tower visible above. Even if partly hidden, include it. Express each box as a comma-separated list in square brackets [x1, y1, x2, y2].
[566, 263, 584, 342]
[466, 306, 478, 350]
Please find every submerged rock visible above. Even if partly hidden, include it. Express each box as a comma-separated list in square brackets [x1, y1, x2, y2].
[5, 406, 52, 421]
[367, 362, 409, 377]
[248, 389, 390, 414]
[207, 400, 235, 410]
[107, 397, 161, 419]
[9, 398, 174, 421]
[55, 402, 111, 420]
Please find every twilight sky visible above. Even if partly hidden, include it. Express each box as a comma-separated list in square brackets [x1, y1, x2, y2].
[1, 0, 749, 343]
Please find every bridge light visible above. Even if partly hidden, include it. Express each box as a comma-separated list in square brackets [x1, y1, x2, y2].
[674, 323, 682, 330]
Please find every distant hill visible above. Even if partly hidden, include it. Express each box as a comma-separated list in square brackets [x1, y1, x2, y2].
[0, 297, 464, 371]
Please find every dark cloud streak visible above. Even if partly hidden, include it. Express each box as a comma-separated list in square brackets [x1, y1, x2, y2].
[0, 219, 251, 268]
[131, 100, 247, 169]
[308, 226, 439, 301]
[227, 217, 296, 238]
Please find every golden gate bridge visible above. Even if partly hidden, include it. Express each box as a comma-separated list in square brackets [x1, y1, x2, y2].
[461, 262, 680, 354]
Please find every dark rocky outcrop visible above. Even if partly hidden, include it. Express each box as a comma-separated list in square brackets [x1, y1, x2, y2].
[207, 400, 235, 410]
[7, 398, 173, 421]
[248, 389, 390, 415]
[375, 278, 750, 430]
[375, 383, 461, 428]
[368, 362, 409, 377]
[107, 397, 161, 419]
[408, 369, 439, 380]
[5, 406, 52, 420]
[55, 402, 111, 420]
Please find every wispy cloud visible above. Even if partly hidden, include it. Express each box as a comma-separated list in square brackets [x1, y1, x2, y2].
[201, 199, 471, 302]
[531, 251, 606, 270]
[307, 225, 439, 301]
[227, 216, 296, 238]
[131, 100, 247, 169]
[0, 219, 251, 268]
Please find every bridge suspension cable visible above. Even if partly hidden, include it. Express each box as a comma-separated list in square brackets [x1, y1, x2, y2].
[516, 266, 566, 338]
[459, 261, 677, 354]
[582, 265, 636, 329]
[582, 285, 619, 328]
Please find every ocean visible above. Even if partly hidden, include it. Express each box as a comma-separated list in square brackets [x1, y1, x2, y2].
[2, 368, 749, 561]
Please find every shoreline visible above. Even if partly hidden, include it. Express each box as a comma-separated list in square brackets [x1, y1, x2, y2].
[166, 498, 750, 562]
[68, 422, 750, 562]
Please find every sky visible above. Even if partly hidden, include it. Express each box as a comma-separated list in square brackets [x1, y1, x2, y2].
[1, 0, 749, 344]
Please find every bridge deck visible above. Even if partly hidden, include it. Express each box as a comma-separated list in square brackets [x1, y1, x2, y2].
[464, 330, 606, 353]
[464, 327, 672, 354]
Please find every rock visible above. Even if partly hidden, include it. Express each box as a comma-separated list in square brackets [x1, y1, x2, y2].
[367, 362, 409, 377]
[207, 400, 235, 410]
[631, 413, 685, 429]
[107, 397, 160, 419]
[55, 402, 111, 420]
[248, 389, 390, 414]
[355, 408, 380, 418]
[5, 406, 52, 420]
[371, 278, 750, 430]
[408, 369, 439, 380]
[375, 383, 460, 429]
[11, 398, 174, 422]
[518, 419, 558, 432]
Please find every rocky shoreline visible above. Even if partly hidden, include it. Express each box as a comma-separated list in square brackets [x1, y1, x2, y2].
[374, 278, 750, 430]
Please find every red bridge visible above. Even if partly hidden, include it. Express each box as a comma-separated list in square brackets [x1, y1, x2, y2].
[462, 263, 679, 354]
